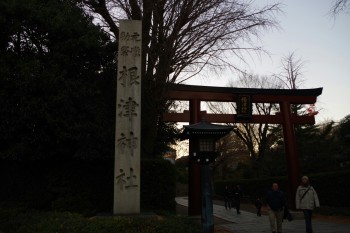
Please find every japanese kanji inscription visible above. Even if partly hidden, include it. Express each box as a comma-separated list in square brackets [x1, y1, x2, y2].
[114, 20, 141, 214]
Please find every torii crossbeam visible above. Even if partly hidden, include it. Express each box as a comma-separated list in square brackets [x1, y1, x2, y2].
[163, 84, 323, 215]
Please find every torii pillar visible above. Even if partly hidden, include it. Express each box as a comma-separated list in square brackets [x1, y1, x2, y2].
[186, 100, 302, 214]
[188, 99, 202, 215]
[280, 101, 300, 201]
[163, 84, 322, 215]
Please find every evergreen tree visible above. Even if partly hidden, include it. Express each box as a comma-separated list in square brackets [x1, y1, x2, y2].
[0, 0, 116, 160]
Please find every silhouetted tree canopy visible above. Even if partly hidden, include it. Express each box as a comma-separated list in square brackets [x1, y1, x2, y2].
[79, 0, 281, 157]
[0, 0, 116, 160]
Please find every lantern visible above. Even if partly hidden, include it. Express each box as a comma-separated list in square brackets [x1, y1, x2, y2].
[181, 120, 233, 233]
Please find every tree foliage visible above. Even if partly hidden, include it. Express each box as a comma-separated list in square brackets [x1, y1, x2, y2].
[209, 52, 349, 178]
[336, 115, 350, 141]
[230, 74, 282, 160]
[0, 0, 116, 160]
[79, 0, 281, 157]
[333, 115, 350, 167]
[214, 131, 248, 179]
[295, 123, 337, 173]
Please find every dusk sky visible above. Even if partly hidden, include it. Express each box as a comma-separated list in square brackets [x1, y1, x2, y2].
[186, 0, 350, 124]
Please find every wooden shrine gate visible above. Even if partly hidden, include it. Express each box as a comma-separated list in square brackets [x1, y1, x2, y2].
[163, 84, 323, 215]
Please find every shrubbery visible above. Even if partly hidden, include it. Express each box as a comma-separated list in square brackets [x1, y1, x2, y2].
[214, 169, 350, 207]
[0, 158, 177, 215]
[141, 159, 177, 211]
[0, 159, 191, 233]
[215, 176, 288, 201]
[0, 203, 200, 233]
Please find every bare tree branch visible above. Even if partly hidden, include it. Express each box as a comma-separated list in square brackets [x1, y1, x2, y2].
[77, 0, 282, 157]
[78, 0, 281, 84]
[206, 73, 280, 160]
[274, 52, 306, 90]
[330, 0, 350, 16]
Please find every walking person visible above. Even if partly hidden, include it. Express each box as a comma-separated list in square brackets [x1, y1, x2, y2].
[295, 176, 320, 233]
[233, 185, 242, 214]
[255, 197, 263, 216]
[265, 183, 286, 233]
[224, 185, 232, 210]
[229, 184, 235, 210]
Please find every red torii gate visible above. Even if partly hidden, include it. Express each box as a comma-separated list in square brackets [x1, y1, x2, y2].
[163, 84, 323, 215]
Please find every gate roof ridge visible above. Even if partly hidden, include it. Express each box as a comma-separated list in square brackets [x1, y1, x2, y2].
[166, 83, 323, 96]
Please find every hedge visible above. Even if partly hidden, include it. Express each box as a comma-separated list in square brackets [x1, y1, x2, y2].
[214, 169, 350, 207]
[214, 176, 288, 202]
[141, 159, 177, 211]
[0, 158, 177, 214]
[0, 203, 200, 233]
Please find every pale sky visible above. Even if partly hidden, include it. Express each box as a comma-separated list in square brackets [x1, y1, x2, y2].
[185, 0, 350, 124]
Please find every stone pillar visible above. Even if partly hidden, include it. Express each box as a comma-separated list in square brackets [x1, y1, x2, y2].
[201, 165, 214, 233]
[114, 20, 142, 214]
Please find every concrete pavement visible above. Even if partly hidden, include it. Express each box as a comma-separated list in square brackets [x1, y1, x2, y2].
[175, 197, 350, 233]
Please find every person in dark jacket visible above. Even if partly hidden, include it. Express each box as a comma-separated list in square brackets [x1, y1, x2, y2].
[265, 183, 286, 233]
[233, 185, 243, 214]
[255, 197, 263, 216]
[224, 185, 232, 210]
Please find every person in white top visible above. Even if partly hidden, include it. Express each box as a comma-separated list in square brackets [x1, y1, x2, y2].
[295, 176, 320, 233]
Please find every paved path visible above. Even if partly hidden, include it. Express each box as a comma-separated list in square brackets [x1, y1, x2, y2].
[175, 197, 350, 233]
